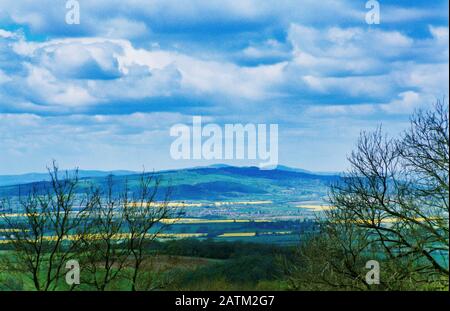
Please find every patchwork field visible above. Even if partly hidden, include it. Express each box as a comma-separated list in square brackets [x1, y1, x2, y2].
[0, 166, 335, 246]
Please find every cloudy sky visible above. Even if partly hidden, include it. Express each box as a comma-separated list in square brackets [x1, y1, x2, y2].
[0, 0, 448, 174]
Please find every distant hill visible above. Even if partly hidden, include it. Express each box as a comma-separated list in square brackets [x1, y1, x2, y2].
[0, 166, 339, 201]
[275, 165, 340, 176]
[0, 170, 137, 187]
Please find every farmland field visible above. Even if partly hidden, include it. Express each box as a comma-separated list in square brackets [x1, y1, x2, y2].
[0, 166, 333, 246]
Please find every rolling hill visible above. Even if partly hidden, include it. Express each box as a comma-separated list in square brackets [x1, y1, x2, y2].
[0, 165, 339, 201]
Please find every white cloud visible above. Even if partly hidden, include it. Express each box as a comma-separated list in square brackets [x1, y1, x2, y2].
[0, 111, 194, 173]
[1, 19, 448, 115]
[380, 91, 423, 114]
[0, 1, 448, 173]
[304, 91, 435, 117]
[430, 25, 449, 43]
[288, 24, 414, 74]
[8, 36, 289, 107]
[392, 62, 449, 95]
[0, 0, 361, 39]
[0, 29, 16, 39]
[240, 39, 289, 61]
[96, 18, 151, 40]
[306, 103, 376, 116]
[24, 64, 97, 107]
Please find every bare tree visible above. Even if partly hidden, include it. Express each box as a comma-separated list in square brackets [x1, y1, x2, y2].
[327, 101, 449, 289]
[0, 162, 91, 290]
[0, 164, 178, 291]
[287, 101, 449, 290]
[77, 176, 130, 291]
[122, 172, 176, 291]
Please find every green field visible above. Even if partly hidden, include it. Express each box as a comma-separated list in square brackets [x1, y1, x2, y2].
[0, 239, 295, 291]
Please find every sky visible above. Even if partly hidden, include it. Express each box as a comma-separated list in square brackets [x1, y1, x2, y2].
[0, 0, 448, 174]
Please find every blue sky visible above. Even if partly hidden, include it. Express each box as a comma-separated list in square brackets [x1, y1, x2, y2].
[0, 0, 448, 174]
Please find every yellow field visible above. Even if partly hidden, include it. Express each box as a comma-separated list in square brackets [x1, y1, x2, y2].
[218, 232, 256, 237]
[0, 232, 209, 244]
[159, 218, 272, 224]
[336, 216, 445, 225]
[212, 201, 272, 206]
[126, 200, 272, 208]
[0, 200, 273, 219]
[296, 204, 334, 211]
[261, 231, 293, 235]
[0, 229, 26, 233]
[125, 202, 202, 208]
[0, 211, 273, 225]
[217, 231, 293, 238]
[0, 230, 297, 244]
